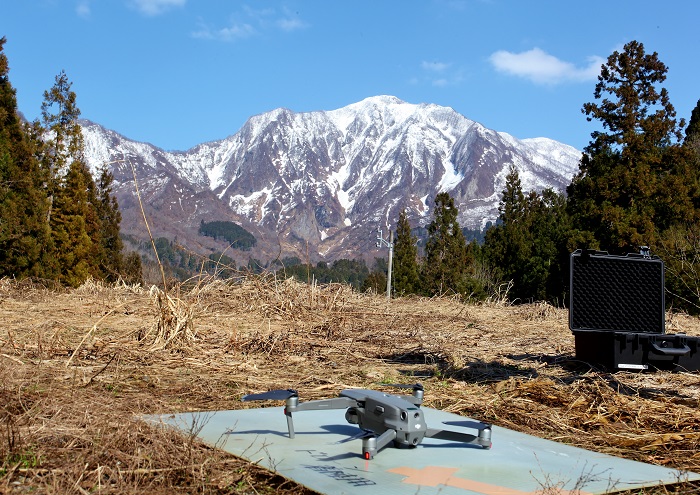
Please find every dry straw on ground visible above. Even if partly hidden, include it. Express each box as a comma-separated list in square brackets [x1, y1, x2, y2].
[1, 275, 699, 494]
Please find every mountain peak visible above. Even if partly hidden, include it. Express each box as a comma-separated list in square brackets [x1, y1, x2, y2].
[357, 95, 407, 106]
[80, 96, 582, 262]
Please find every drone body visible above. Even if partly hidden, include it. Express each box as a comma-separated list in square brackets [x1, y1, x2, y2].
[242, 385, 492, 459]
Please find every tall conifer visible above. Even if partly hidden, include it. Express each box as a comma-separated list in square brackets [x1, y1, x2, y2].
[40, 70, 84, 226]
[0, 37, 53, 278]
[392, 209, 420, 295]
[39, 71, 101, 286]
[422, 192, 468, 295]
[484, 166, 529, 297]
[686, 100, 700, 141]
[51, 161, 96, 286]
[656, 99, 700, 313]
[484, 167, 571, 303]
[568, 40, 694, 252]
[96, 164, 124, 281]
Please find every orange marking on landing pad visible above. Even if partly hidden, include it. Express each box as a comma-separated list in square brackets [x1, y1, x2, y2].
[387, 466, 592, 495]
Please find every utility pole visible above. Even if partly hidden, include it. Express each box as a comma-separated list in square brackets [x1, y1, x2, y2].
[376, 228, 394, 300]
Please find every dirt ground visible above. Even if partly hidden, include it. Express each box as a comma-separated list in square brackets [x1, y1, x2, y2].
[1, 275, 699, 494]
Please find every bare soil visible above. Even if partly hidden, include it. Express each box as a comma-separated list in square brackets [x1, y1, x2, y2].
[1, 276, 699, 494]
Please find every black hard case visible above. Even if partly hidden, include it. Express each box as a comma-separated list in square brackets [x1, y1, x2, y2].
[569, 250, 700, 371]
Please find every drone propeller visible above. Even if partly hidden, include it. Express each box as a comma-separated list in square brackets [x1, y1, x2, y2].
[386, 383, 424, 392]
[335, 428, 375, 444]
[382, 383, 424, 403]
[241, 389, 298, 402]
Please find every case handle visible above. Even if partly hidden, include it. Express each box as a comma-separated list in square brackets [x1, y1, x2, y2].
[650, 342, 691, 356]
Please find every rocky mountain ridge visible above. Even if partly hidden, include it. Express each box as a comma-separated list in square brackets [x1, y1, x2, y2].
[80, 95, 582, 262]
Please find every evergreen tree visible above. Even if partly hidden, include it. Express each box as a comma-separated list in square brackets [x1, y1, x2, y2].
[484, 166, 531, 300]
[38, 71, 102, 286]
[686, 99, 700, 144]
[39, 70, 84, 225]
[361, 271, 386, 294]
[484, 166, 528, 282]
[568, 40, 694, 252]
[523, 188, 571, 302]
[0, 37, 54, 278]
[685, 99, 700, 159]
[96, 163, 124, 280]
[122, 251, 144, 285]
[484, 167, 571, 303]
[51, 161, 97, 286]
[392, 209, 420, 295]
[655, 99, 700, 313]
[422, 192, 470, 296]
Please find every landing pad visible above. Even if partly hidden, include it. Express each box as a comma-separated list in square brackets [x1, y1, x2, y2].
[148, 407, 698, 494]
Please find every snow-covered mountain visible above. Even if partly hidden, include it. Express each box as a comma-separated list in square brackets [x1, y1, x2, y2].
[81, 95, 582, 261]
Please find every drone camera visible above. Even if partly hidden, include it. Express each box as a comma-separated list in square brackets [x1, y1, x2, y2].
[345, 407, 360, 425]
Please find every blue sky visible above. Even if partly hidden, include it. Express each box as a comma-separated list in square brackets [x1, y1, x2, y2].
[2, 1, 698, 152]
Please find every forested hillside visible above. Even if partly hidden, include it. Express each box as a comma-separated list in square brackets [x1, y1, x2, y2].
[0, 38, 141, 285]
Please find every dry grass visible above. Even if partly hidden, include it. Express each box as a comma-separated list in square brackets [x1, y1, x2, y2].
[0, 275, 699, 494]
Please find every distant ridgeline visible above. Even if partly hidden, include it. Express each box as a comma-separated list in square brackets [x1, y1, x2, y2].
[199, 220, 257, 251]
[130, 234, 380, 288]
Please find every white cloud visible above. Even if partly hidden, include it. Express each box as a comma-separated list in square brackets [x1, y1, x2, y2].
[421, 61, 451, 72]
[192, 19, 256, 41]
[489, 47, 604, 85]
[416, 60, 463, 87]
[276, 16, 308, 32]
[129, 0, 186, 16]
[192, 7, 308, 42]
[76, 0, 91, 18]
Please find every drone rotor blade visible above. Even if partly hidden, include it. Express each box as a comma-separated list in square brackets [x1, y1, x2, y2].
[241, 389, 298, 402]
[426, 427, 491, 449]
[385, 383, 424, 392]
[425, 428, 477, 443]
[335, 429, 374, 444]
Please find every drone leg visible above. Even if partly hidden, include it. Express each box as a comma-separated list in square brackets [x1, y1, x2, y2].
[362, 429, 396, 460]
[284, 396, 299, 439]
[362, 436, 376, 460]
[284, 409, 295, 439]
[478, 425, 492, 449]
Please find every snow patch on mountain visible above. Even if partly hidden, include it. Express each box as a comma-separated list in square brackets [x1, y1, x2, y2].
[79, 96, 582, 260]
[438, 162, 463, 192]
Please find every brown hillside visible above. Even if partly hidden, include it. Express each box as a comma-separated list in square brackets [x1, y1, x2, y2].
[1, 277, 699, 494]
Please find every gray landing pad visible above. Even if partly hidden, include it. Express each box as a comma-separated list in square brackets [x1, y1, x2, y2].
[147, 407, 698, 495]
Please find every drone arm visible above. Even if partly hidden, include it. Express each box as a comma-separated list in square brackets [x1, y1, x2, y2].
[362, 428, 397, 460]
[425, 426, 492, 449]
[375, 428, 397, 450]
[289, 397, 357, 413]
[282, 396, 358, 439]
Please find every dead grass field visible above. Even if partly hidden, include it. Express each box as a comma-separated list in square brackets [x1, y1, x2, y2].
[1, 275, 700, 494]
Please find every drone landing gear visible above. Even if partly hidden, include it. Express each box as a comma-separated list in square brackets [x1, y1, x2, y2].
[479, 425, 492, 449]
[362, 429, 397, 460]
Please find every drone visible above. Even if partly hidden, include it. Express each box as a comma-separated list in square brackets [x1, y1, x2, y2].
[241, 384, 492, 459]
